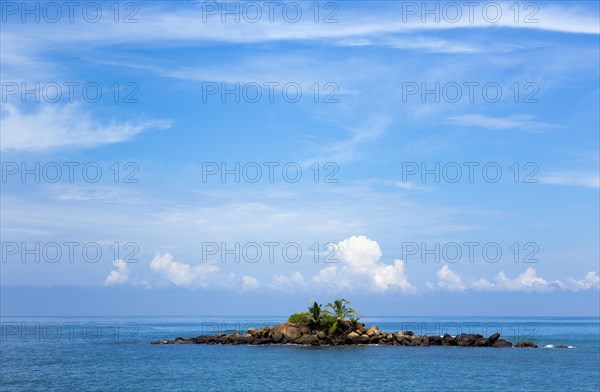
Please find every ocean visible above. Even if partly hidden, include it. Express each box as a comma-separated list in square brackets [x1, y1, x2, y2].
[1, 316, 598, 391]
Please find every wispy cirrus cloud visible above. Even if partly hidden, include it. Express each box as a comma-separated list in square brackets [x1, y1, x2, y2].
[538, 172, 600, 189]
[446, 114, 558, 132]
[0, 103, 171, 152]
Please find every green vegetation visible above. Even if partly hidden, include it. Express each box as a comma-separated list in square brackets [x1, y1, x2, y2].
[288, 312, 311, 323]
[287, 299, 360, 335]
[307, 301, 329, 327]
[326, 299, 358, 334]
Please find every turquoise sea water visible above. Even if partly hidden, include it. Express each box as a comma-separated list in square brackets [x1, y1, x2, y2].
[1, 316, 598, 391]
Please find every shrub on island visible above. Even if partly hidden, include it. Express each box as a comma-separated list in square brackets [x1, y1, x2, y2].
[288, 312, 311, 323]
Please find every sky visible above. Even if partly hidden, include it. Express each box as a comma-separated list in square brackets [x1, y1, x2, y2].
[1, 0, 599, 316]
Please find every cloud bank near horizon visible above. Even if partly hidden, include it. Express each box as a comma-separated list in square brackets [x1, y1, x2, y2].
[104, 235, 600, 294]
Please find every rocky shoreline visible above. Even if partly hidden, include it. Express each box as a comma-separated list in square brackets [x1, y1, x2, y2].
[151, 321, 545, 348]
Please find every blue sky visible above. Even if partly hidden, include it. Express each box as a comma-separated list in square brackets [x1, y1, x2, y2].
[1, 1, 599, 316]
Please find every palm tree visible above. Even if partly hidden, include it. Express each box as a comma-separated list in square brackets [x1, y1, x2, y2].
[307, 301, 328, 328]
[326, 299, 357, 334]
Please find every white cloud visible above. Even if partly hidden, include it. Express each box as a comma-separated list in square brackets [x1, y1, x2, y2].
[434, 265, 467, 292]
[241, 275, 260, 290]
[568, 272, 600, 291]
[312, 235, 417, 293]
[6, 3, 597, 53]
[149, 252, 219, 288]
[104, 259, 130, 286]
[539, 172, 600, 189]
[429, 266, 599, 292]
[148, 252, 259, 291]
[446, 114, 557, 131]
[491, 268, 555, 292]
[271, 271, 306, 291]
[0, 103, 171, 152]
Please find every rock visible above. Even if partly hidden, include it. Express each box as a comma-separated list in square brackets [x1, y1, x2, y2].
[346, 331, 360, 343]
[230, 335, 252, 345]
[251, 338, 272, 345]
[366, 326, 379, 337]
[488, 333, 501, 343]
[248, 326, 270, 338]
[442, 334, 456, 346]
[154, 325, 554, 350]
[271, 322, 310, 341]
[295, 334, 319, 345]
[356, 335, 370, 344]
[492, 339, 513, 348]
[515, 342, 538, 348]
[456, 334, 481, 347]
[172, 338, 191, 344]
[271, 332, 284, 343]
[475, 338, 489, 347]
[330, 337, 343, 346]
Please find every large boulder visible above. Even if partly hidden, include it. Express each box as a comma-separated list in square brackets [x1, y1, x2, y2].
[366, 326, 379, 337]
[231, 335, 253, 345]
[515, 342, 538, 348]
[475, 338, 490, 347]
[346, 331, 360, 343]
[295, 334, 319, 345]
[488, 333, 501, 344]
[248, 326, 270, 338]
[271, 323, 310, 341]
[251, 338, 272, 345]
[357, 335, 370, 344]
[442, 334, 457, 346]
[271, 331, 284, 343]
[456, 334, 482, 347]
[492, 339, 513, 348]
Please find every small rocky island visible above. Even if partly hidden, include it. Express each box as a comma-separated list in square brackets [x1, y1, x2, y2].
[151, 299, 541, 348]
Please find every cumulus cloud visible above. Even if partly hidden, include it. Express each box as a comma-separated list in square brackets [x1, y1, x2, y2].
[241, 275, 260, 290]
[106, 243, 598, 295]
[433, 265, 466, 292]
[271, 271, 306, 291]
[312, 235, 416, 293]
[148, 252, 259, 291]
[149, 252, 220, 288]
[568, 272, 600, 291]
[0, 103, 171, 152]
[104, 259, 130, 286]
[429, 266, 599, 292]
